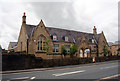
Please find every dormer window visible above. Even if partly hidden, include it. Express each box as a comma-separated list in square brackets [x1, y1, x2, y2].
[65, 36, 68, 41]
[53, 35, 57, 40]
[92, 39, 94, 43]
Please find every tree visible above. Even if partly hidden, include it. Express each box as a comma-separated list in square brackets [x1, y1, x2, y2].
[117, 48, 120, 51]
[61, 46, 67, 58]
[70, 44, 78, 58]
[103, 45, 108, 56]
[9, 50, 14, 54]
[117, 48, 120, 56]
[107, 50, 112, 56]
[103, 45, 111, 56]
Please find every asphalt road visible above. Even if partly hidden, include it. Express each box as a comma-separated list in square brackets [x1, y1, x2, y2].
[2, 60, 120, 81]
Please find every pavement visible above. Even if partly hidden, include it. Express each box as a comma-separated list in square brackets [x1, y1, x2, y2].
[1, 60, 120, 81]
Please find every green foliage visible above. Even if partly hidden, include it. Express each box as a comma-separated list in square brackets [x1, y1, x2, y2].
[103, 45, 107, 56]
[61, 46, 67, 56]
[9, 50, 14, 53]
[2, 51, 7, 54]
[103, 45, 111, 56]
[70, 44, 78, 57]
[43, 40, 50, 53]
[117, 48, 120, 51]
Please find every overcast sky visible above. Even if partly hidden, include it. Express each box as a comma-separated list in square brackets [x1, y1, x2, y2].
[0, 0, 119, 49]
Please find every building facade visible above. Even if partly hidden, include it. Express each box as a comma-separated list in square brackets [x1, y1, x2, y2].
[108, 41, 120, 56]
[8, 42, 17, 52]
[13, 13, 108, 59]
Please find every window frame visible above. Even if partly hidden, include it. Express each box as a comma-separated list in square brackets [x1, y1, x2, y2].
[53, 44, 59, 53]
[53, 35, 57, 41]
[65, 36, 68, 41]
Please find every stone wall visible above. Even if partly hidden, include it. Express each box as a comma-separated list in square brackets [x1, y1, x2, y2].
[2, 54, 120, 71]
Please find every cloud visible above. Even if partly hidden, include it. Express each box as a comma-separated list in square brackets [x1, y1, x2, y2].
[0, 0, 119, 49]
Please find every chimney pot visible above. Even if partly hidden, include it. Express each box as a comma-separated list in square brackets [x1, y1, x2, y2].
[24, 12, 26, 16]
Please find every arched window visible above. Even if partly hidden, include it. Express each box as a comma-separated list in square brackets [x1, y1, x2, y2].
[37, 35, 46, 51]
[37, 42, 39, 50]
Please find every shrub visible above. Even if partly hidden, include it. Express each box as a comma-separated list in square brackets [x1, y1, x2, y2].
[61, 46, 67, 57]
[70, 44, 78, 57]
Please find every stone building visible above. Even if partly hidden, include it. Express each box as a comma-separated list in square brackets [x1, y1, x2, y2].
[108, 41, 120, 55]
[13, 13, 108, 59]
[8, 42, 17, 52]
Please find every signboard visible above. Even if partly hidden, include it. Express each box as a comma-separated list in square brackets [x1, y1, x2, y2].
[85, 49, 90, 53]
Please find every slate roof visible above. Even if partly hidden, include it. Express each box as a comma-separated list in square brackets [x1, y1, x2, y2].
[108, 42, 114, 46]
[25, 24, 101, 45]
[112, 41, 120, 46]
[25, 24, 36, 38]
[10, 42, 17, 48]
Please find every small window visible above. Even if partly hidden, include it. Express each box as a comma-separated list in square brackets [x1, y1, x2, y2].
[89, 39, 92, 42]
[56, 44, 59, 52]
[91, 46, 96, 52]
[53, 44, 55, 52]
[53, 35, 57, 40]
[92, 39, 94, 43]
[65, 36, 68, 41]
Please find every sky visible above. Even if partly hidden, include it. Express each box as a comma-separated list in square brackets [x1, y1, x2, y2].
[0, 0, 119, 49]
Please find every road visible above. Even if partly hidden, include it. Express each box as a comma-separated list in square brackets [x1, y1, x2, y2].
[2, 60, 120, 81]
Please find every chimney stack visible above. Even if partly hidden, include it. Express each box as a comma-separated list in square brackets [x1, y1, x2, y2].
[93, 26, 97, 35]
[22, 12, 26, 24]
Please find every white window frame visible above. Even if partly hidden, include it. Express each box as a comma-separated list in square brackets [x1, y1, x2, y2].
[92, 39, 94, 43]
[53, 35, 57, 40]
[65, 36, 68, 41]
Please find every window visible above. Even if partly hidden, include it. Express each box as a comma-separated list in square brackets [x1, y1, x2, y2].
[89, 39, 92, 43]
[37, 42, 39, 50]
[114, 52, 116, 55]
[65, 36, 68, 41]
[115, 46, 118, 50]
[92, 39, 94, 43]
[53, 44, 59, 52]
[91, 46, 96, 52]
[53, 44, 55, 52]
[37, 35, 46, 51]
[65, 45, 70, 53]
[53, 35, 57, 40]
[56, 44, 59, 52]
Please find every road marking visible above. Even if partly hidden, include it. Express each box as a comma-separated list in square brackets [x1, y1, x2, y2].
[95, 74, 120, 81]
[101, 74, 120, 79]
[10, 77, 29, 80]
[30, 77, 35, 79]
[53, 70, 85, 76]
[100, 65, 118, 70]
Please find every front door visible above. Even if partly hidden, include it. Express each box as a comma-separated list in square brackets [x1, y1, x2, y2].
[80, 50, 83, 57]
